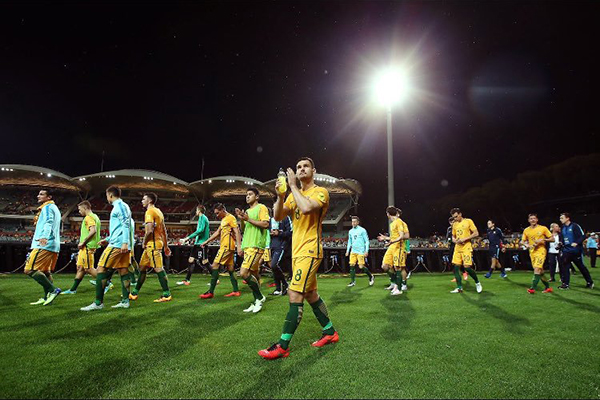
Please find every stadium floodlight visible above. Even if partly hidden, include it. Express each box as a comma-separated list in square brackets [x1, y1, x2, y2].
[373, 66, 412, 207]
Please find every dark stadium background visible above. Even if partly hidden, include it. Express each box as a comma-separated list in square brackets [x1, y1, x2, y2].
[0, 1, 598, 235]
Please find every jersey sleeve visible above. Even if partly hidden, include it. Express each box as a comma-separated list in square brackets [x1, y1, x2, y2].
[543, 227, 552, 239]
[144, 209, 155, 224]
[452, 223, 457, 237]
[228, 214, 238, 228]
[313, 187, 329, 208]
[84, 215, 95, 230]
[258, 205, 270, 222]
[521, 231, 527, 243]
[468, 219, 477, 234]
[283, 193, 294, 211]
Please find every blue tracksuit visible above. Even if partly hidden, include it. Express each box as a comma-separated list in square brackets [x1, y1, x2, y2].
[31, 201, 61, 253]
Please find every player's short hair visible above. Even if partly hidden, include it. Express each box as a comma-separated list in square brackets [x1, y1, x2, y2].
[213, 203, 226, 212]
[296, 157, 315, 169]
[143, 192, 158, 204]
[197, 204, 206, 213]
[106, 186, 121, 198]
[528, 213, 538, 218]
[247, 187, 259, 196]
[78, 200, 92, 209]
[351, 216, 360, 222]
[386, 206, 401, 216]
[40, 188, 54, 198]
[488, 219, 495, 224]
[450, 208, 461, 216]
[550, 222, 559, 230]
[560, 212, 571, 220]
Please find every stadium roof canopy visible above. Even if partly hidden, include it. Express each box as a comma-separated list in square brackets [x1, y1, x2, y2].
[263, 173, 362, 196]
[0, 164, 83, 192]
[72, 169, 191, 195]
[189, 176, 275, 199]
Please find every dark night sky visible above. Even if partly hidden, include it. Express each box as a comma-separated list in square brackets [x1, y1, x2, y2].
[1, 1, 598, 234]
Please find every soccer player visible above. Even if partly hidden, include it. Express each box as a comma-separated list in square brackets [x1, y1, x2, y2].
[27, 189, 62, 306]
[484, 219, 507, 279]
[199, 203, 242, 299]
[449, 208, 482, 294]
[177, 204, 210, 286]
[521, 213, 554, 294]
[269, 214, 293, 295]
[130, 193, 173, 302]
[377, 207, 408, 295]
[346, 216, 374, 287]
[81, 186, 134, 311]
[558, 212, 594, 289]
[258, 157, 338, 359]
[62, 201, 101, 294]
[234, 187, 269, 313]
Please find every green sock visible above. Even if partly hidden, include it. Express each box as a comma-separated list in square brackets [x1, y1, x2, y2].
[157, 270, 171, 297]
[395, 271, 402, 286]
[31, 271, 54, 294]
[465, 267, 479, 283]
[310, 297, 335, 335]
[70, 278, 82, 292]
[133, 270, 147, 295]
[350, 267, 356, 283]
[401, 280, 407, 286]
[540, 273, 550, 289]
[362, 267, 373, 279]
[208, 269, 220, 293]
[278, 302, 303, 350]
[229, 271, 239, 292]
[120, 273, 132, 300]
[531, 274, 541, 290]
[246, 275, 263, 301]
[454, 265, 462, 289]
[95, 272, 107, 305]
[387, 270, 396, 284]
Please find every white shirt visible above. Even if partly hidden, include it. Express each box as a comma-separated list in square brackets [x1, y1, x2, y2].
[549, 234, 560, 254]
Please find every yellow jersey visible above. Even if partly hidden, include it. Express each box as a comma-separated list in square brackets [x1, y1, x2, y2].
[219, 213, 238, 250]
[522, 225, 551, 254]
[452, 218, 477, 252]
[389, 218, 406, 249]
[284, 185, 329, 258]
[145, 207, 166, 249]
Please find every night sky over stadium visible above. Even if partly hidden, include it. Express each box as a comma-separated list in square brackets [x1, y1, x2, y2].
[1, 1, 598, 234]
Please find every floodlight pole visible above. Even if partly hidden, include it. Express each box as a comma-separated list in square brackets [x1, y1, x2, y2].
[386, 104, 394, 207]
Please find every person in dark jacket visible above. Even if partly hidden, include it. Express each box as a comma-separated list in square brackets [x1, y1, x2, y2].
[558, 212, 594, 289]
[269, 214, 292, 295]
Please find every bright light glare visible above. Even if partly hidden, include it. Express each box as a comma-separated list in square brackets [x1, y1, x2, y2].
[374, 68, 410, 107]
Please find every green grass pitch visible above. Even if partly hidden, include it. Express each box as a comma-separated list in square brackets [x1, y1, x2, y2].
[1, 267, 599, 399]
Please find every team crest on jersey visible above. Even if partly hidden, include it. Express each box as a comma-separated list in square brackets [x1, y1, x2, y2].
[295, 208, 301, 220]
[317, 191, 326, 202]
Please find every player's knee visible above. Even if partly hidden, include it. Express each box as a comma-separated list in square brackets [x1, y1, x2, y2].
[240, 269, 250, 279]
[188, 257, 195, 264]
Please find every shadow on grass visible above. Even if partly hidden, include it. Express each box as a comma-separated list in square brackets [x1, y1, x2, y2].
[36, 301, 248, 398]
[379, 295, 415, 341]
[461, 292, 530, 334]
[550, 292, 600, 314]
[326, 288, 363, 311]
[503, 276, 531, 289]
[0, 292, 17, 306]
[570, 288, 600, 297]
[235, 345, 336, 399]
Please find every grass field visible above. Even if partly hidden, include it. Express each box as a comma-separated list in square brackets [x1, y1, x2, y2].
[1, 267, 599, 399]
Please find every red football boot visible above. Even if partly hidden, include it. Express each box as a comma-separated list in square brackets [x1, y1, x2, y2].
[543, 287, 553, 293]
[199, 292, 214, 299]
[224, 291, 241, 297]
[268, 283, 277, 287]
[527, 289, 535, 294]
[311, 331, 339, 348]
[258, 343, 290, 360]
